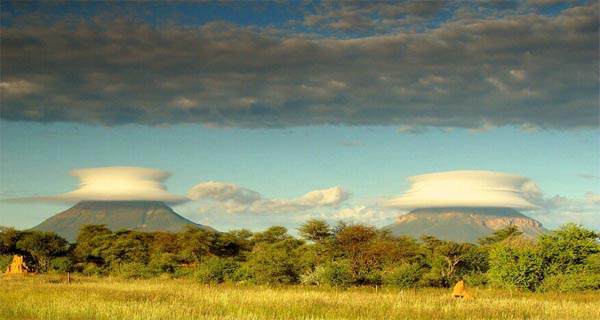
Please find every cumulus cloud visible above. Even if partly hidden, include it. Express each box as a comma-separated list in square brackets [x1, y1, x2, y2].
[526, 191, 600, 229]
[187, 182, 348, 214]
[8, 167, 188, 204]
[331, 206, 397, 224]
[383, 170, 540, 210]
[0, 2, 597, 130]
[0, 80, 39, 97]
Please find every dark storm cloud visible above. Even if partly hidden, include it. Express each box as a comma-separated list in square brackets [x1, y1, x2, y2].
[0, 2, 598, 130]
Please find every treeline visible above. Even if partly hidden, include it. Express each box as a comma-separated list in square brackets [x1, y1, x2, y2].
[1, 221, 599, 292]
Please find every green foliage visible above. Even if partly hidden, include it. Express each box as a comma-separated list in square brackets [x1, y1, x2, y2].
[0, 254, 13, 271]
[383, 263, 422, 288]
[74, 225, 113, 266]
[317, 260, 354, 288]
[81, 263, 103, 276]
[463, 272, 489, 287]
[584, 253, 600, 273]
[1, 222, 597, 293]
[478, 226, 523, 245]
[112, 262, 155, 279]
[195, 256, 238, 284]
[421, 238, 486, 287]
[487, 239, 545, 291]
[540, 272, 600, 292]
[251, 226, 293, 244]
[16, 231, 69, 272]
[49, 257, 73, 273]
[148, 253, 178, 274]
[0, 228, 20, 254]
[538, 224, 600, 276]
[175, 226, 215, 263]
[298, 219, 332, 242]
[229, 263, 254, 283]
[245, 237, 303, 285]
[300, 266, 323, 286]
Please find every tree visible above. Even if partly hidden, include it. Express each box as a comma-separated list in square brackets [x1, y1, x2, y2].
[211, 229, 253, 257]
[334, 224, 378, 283]
[538, 223, 600, 276]
[478, 226, 522, 245]
[0, 227, 20, 254]
[251, 226, 292, 244]
[74, 224, 113, 264]
[487, 237, 544, 291]
[298, 219, 332, 242]
[102, 231, 151, 268]
[176, 226, 215, 263]
[16, 231, 68, 272]
[420, 237, 486, 287]
[245, 238, 303, 285]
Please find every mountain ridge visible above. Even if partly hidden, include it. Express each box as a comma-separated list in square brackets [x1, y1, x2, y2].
[34, 201, 209, 242]
[382, 207, 547, 243]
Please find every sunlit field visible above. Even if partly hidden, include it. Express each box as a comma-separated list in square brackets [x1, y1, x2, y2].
[1, 275, 599, 320]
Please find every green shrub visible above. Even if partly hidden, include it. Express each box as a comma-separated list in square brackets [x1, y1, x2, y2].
[539, 272, 600, 292]
[112, 262, 155, 279]
[245, 239, 302, 285]
[81, 263, 103, 276]
[487, 242, 544, 291]
[300, 266, 323, 286]
[0, 254, 12, 272]
[584, 253, 600, 273]
[148, 253, 178, 274]
[361, 270, 383, 286]
[173, 266, 194, 279]
[229, 262, 254, 283]
[49, 257, 73, 273]
[195, 256, 238, 284]
[463, 272, 488, 287]
[318, 260, 353, 288]
[383, 263, 422, 288]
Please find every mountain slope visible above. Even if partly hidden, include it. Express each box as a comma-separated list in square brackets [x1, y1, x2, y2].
[34, 201, 209, 241]
[382, 207, 546, 243]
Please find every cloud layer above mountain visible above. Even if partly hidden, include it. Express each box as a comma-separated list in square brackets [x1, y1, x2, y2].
[384, 170, 540, 210]
[1, 1, 597, 130]
[188, 182, 348, 214]
[13, 167, 188, 204]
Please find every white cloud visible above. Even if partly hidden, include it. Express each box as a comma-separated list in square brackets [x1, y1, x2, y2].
[527, 191, 600, 229]
[510, 69, 526, 81]
[383, 170, 540, 210]
[292, 205, 398, 227]
[187, 182, 349, 214]
[332, 206, 398, 224]
[171, 97, 199, 110]
[9, 167, 188, 204]
[0, 80, 39, 96]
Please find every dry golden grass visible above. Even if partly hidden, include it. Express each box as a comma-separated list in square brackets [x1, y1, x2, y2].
[1, 275, 599, 320]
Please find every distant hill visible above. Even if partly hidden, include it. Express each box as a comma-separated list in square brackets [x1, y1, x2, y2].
[382, 207, 547, 243]
[34, 201, 210, 242]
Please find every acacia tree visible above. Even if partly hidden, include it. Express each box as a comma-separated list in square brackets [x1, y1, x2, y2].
[16, 231, 68, 272]
[0, 227, 20, 254]
[245, 227, 304, 285]
[298, 219, 332, 243]
[538, 224, 600, 276]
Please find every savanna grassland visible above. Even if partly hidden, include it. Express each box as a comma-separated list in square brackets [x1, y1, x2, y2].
[1, 275, 599, 320]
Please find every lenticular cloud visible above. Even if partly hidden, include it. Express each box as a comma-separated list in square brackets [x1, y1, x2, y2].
[29, 167, 188, 204]
[383, 170, 539, 210]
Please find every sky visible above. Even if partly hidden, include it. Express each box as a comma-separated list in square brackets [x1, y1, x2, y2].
[0, 0, 598, 232]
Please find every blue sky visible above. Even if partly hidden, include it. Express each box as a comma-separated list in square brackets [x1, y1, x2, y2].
[1, 121, 598, 231]
[0, 1, 598, 231]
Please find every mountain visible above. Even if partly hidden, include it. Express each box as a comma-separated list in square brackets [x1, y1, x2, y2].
[34, 201, 209, 242]
[382, 207, 546, 243]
